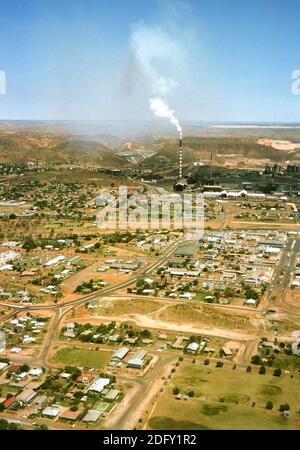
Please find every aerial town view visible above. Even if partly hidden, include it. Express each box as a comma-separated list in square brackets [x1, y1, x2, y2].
[0, 0, 299, 437]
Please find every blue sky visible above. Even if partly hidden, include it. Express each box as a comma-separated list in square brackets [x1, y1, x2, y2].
[0, 0, 299, 122]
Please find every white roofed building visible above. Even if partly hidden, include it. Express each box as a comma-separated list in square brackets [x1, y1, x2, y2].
[88, 377, 111, 393]
[112, 347, 129, 362]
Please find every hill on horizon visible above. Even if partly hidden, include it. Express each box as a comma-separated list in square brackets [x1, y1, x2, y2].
[0, 132, 128, 168]
[1, 132, 299, 171]
[139, 136, 300, 169]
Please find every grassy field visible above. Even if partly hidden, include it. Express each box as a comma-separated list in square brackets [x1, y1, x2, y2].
[193, 292, 209, 302]
[0, 384, 20, 398]
[51, 346, 112, 369]
[148, 363, 300, 430]
[271, 353, 300, 371]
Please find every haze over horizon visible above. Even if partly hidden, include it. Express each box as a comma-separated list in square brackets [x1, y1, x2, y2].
[0, 0, 300, 124]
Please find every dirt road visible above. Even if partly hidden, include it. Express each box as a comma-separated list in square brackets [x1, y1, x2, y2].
[87, 312, 257, 341]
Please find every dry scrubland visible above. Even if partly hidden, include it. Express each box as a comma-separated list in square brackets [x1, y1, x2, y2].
[157, 303, 254, 331]
[90, 299, 255, 331]
[96, 298, 164, 316]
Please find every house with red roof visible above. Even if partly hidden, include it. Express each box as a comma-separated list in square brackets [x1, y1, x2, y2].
[3, 396, 16, 409]
[76, 374, 94, 384]
[7, 365, 20, 374]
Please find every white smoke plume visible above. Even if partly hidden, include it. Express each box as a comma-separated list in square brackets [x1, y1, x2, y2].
[149, 97, 182, 138]
[130, 22, 183, 138]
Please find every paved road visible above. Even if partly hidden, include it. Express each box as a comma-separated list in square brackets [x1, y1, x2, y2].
[2, 229, 300, 429]
[30, 239, 185, 367]
[267, 236, 300, 320]
[0, 239, 184, 318]
[109, 354, 176, 430]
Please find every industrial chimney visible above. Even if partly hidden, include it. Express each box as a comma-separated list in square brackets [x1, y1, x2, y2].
[174, 136, 187, 191]
[179, 137, 183, 178]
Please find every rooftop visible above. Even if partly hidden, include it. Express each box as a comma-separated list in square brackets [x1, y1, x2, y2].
[83, 409, 102, 422]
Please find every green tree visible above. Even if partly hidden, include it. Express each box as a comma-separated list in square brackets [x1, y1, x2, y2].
[36, 424, 49, 430]
[22, 236, 37, 250]
[251, 354, 261, 365]
[141, 329, 151, 339]
[266, 401, 273, 410]
[259, 366, 266, 375]
[0, 419, 20, 430]
[279, 404, 290, 412]
[273, 368, 282, 377]
[64, 366, 81, 380]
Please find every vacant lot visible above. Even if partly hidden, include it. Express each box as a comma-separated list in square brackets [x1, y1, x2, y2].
[148, 363, 300, 430]
[51, 346, 112, 369]
[158, 303, 255, 331]
[95, 297, 163, 317]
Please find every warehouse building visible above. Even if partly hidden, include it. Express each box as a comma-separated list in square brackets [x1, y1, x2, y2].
[127, 349, 147, 369]
[16, 388, 37, 406]
[112, 347, 129, 362]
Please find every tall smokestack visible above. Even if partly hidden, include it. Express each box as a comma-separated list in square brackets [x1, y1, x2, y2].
[179, 137, 183, 179]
